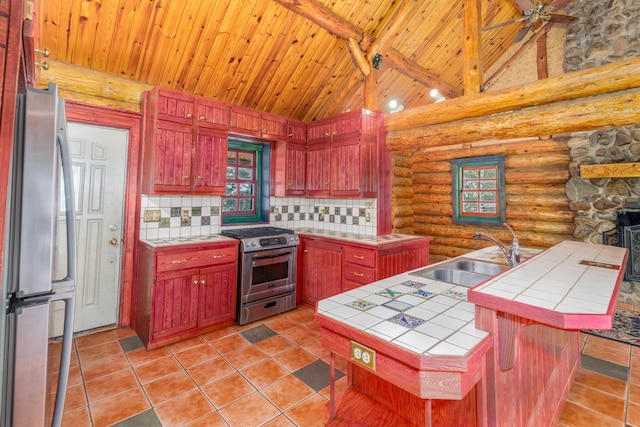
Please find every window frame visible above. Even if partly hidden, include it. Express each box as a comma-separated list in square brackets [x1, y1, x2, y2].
[450, 155, 506, 226]
[222, 140, 270, 225]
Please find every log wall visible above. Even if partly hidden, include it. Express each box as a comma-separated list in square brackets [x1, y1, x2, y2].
[398, 138, 575, 263]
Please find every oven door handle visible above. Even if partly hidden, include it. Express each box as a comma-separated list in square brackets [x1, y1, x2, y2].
[250, 253, 292, 262]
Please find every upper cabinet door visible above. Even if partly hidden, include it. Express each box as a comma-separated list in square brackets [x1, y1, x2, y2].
[307, 117, 332, 144]
[287, 119, 307, 144]
[194, 129, 227, 194]
[261, 113, 288, 140]
[229, 106, 261, 137]
[154, 88, 195, 125]
[196, 99, 230, 130]
[153, 121, 194, 192]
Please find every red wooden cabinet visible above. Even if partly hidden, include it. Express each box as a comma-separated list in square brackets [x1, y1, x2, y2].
[135, 240, 239, 349]
[143, 88, 229, 195]
[261, 112, 288, 140]
[287, 119, 307, 144]
[301, 239, 342, 305]
[299, 235, 431, 305]
[305, 109, 380, 198]
[194, 128, 227, 193]
[229, 105, 261, 137]
[196, 98, 230, 130]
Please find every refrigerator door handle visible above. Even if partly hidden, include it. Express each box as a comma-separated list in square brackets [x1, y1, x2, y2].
[49, 291, 75, 427]
[52, 98, 76, 290]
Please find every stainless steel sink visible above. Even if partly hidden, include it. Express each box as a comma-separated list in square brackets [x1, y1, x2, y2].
[445, 259, 509, 276]
[409, 258, 509, 287]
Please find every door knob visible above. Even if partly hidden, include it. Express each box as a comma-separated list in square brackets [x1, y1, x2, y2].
[109, 237, 118, 245]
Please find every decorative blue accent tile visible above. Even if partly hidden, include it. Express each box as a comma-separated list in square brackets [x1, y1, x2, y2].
[171, 207, 181, 217]
[201, 216, 210, 225]
[401, 280, 426, 289]
[410, 289, 436, 299]
[388, 313, 426, 329]
[347, 300, 377, 311]
[376, 289, 404, 299]
[442, 289, 467, 300]
[382, 299, 413, 312]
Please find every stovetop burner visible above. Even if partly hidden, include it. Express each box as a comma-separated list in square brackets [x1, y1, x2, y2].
[221, 227, 298, 252]
[221, 227, 294, 240]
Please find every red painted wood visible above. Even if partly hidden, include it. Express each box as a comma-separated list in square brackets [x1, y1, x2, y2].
[287, 119, 307, 144]
[285, 142, 306, 195]
[305, 143, 331, 196]
[197, 263, 237, 328]
[154, 87, 195, 125]
[307, 117, 332, 144]
[194, 128, 227, 194]
[229, 105, 261, 136]
[330, 140, 360, 196]
[152, 120, 193, 191]
[136, 240, 239, 349]
[260, 112, 288, 140]
[196, 98, 230, 130]
[475, 305, 580, 426]
[301, 239, 342, 305]
[343, 246, 376, 268]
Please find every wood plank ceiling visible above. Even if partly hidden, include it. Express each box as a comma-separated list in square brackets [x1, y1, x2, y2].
[38, 0, 569, 122]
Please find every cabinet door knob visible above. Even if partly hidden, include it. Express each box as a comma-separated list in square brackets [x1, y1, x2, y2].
[199, 116, 205, 120]
[201, 280, 206, 285]
[193, 280, 199, 285]
[304, 249, 308, 254]
[186, 114, 193, 118]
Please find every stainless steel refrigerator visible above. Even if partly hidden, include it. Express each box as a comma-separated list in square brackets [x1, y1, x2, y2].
[1, 83, 77, 426]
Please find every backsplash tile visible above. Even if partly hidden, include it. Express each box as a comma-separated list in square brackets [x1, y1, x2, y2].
[140, 195, 378, 240]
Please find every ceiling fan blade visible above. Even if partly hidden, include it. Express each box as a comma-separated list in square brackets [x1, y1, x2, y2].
[509, 0, 534, 15]
[548, 0, 574, 10]
[484, 16, 528, 31]
[514, 22, 533, 42]
[548, 13, 578, 24]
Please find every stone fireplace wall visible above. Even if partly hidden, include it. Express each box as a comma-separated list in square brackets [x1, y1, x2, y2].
[563, 0, 640, 303]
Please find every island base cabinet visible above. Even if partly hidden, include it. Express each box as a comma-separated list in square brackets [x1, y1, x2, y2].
[475, 307, 580, 426]
[325, 365, 480, 426]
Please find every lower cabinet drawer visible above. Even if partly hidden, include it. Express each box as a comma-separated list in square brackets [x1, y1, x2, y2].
[343, 246, 376, 268]
[157, 246, 237, 272]
[343, 263, 375, 285]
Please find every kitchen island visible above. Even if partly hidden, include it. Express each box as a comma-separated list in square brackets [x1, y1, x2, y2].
[315, 241, 627, 426]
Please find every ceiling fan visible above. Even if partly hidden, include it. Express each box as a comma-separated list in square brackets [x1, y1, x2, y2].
[484, 0, 578, 43]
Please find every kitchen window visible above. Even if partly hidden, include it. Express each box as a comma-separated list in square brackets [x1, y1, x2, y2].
[222, 140, 270, 224]
[451, 155, 505, 226]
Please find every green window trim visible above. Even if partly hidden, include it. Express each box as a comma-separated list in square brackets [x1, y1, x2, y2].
[222, 140, 270, 225]
[450, 155, 506, 226]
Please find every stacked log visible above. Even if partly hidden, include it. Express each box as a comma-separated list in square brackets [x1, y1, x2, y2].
[406, 138, 575, 262]
[391, 151, 415, 234]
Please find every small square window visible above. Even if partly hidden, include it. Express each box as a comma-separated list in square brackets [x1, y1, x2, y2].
[451, 156, 505, 225]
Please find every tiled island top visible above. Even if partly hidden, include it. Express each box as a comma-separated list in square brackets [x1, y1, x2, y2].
[316, 241, 627, 364]
[468, 240, 628, 330]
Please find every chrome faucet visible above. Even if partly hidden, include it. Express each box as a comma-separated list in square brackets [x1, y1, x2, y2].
[473, 223, 521, 267]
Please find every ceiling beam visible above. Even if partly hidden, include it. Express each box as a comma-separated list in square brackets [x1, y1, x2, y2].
[385, 55, 640, 133]
[272, 0, 459, 97]
[462, 0, 483, 95]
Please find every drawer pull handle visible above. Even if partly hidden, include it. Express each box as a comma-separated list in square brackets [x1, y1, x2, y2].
[353, 255, 365, 259]
[212, 254, 226, 259]
[353, 272, 364, 277]
[172, 259, 188, 264]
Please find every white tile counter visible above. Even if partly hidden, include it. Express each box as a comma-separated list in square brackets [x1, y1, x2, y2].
[140, 234, 237, 248]
[468, 240, 628, 330]
[294, 227, 427, 246]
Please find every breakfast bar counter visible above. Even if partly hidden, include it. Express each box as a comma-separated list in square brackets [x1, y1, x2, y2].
[315, 241, 628, 426]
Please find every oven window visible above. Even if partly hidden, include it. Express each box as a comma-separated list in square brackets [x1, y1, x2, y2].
[252, 261, 289, 286]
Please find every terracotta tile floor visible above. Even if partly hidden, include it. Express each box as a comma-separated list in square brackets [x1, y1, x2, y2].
[47, 304, 640, 426]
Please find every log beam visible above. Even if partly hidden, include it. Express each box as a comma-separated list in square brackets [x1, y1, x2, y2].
[462, 0, 482, 96]
[385, 56, 640, 133]
[387, 87, 640, 151]
[580, 163, 640, 179]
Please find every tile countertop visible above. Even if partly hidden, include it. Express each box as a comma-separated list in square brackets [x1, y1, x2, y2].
[316, 241, 627, 362]
[294, 227, 430, 246]
[468, 240, 628, 330]
[140, 234, 238, 248]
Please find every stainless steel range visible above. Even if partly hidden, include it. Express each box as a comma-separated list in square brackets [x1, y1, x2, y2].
[221, 227, 299, 325]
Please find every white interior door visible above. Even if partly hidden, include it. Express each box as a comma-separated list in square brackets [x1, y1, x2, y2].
[52, 123, 128, 334]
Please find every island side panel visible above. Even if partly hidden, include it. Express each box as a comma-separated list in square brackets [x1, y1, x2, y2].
[475, 305, 580, 426]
